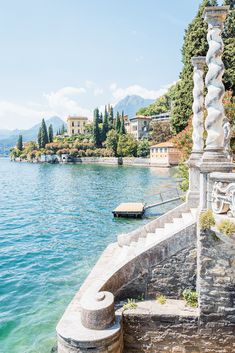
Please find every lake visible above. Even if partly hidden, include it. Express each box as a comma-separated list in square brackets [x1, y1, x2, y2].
[0, 159, 180, 353]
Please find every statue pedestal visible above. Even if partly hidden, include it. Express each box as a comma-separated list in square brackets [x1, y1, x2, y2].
[187, 152, 203, 206]
[198, 158, 234, 211]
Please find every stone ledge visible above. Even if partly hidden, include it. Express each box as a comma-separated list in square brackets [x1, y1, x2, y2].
[120, 299, 199, 318]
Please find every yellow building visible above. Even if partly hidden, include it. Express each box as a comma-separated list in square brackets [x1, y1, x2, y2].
[150, 141, 182, 167]
[67, 116, 88, 136]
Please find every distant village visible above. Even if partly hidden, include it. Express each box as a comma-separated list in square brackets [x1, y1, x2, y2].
[10, 104, 183, 167]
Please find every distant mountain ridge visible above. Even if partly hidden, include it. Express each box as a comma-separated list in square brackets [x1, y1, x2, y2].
[0, 116, 65, 149]
[113, 95, 154, 118]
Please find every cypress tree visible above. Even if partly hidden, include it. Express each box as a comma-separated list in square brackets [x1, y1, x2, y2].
[115, 112, 121, 133]
[48, 124, 53, 143]
[120, 118, 126, 135]
[223, 0, 235, 94]
[100, 112, 103, 123]
[38, 127, 42, 148]
[40, 119, 49, 148]
[17, 134, 23, 151]
[102, 110, 109, 142]
[93, 109, 102, 147]
[109, 106, 114, 127]
[171, 0, 217, 133]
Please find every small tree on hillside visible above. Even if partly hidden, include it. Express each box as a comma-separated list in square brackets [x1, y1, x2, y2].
[17, 135, 23, 151]
[48, 124, 54, 143]
[102, 110, 109, 142]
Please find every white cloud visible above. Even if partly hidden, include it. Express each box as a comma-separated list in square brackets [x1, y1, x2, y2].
[110, 83, 169, 104]
[94, 88, 104, 96]
[0, 86, 93, 130]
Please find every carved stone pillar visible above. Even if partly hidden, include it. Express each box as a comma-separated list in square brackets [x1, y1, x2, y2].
[202, 6, 228, 162]
[187, 57, 206, 206]
[198, 6, 233, 211]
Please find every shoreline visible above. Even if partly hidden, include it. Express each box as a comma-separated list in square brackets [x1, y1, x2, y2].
[10, 156, 175, 168]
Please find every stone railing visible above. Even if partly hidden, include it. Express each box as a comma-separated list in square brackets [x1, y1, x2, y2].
[209, 172, 235, 217]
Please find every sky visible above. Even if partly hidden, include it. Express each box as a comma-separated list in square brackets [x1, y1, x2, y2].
[0, 0, 207, 130]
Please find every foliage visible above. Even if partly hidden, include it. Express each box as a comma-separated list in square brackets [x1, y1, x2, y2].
[48, 124, 54, 143]
[183, 289, 198, 308]
[171, 118, 193, 161]
[175, 163, 189, 192]
[199, 209, 216, 230]
[217, 218, 235, 237]
[115, 112, 121, 133]
[38, 119, 49, 148]
[137, 139, 150, 157]
[171, 0, 212, 133]
[123, 299, 138, 311]
[102, 108, 109, 142]
[137, 85, 176, 116]
[156, 294, 167, 305]
[93, 109, 102, 147]
[105, 129, 119, 156]
[120, 117, 126, 135]
[17, 135, 23, 151]
[149, 121, 172, 144]
[117, 134, 138, 157]
[223, 0, 235, 94]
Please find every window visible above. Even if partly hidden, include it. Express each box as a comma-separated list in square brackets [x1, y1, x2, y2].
[78, 129, 80, 134]
[77, 122, 80, 127]
[72, 129, 74, 134]
[72, 122, 74, 127]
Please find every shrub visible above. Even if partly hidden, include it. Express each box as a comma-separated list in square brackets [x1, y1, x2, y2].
[183, 289, 198, 308]
[199, 209, 215, 230]
[156, 294, 166, 305]
[123, 299, 138, 311]
[217, 219, 235, 237]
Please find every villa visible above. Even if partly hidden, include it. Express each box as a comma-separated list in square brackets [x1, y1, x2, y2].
[67, 116, 88, 136]
[150, 141, 182, 166]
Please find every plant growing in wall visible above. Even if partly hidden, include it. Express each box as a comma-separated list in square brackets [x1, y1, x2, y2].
[183, 289, 198, 308]
[199, 209, 215, 230]
[217, 219, 235, 237]
[123, 298, 138, 311]
[156, 294, 167, 305]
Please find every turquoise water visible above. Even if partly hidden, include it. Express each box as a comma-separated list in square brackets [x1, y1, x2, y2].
[0, 159, 179, 353]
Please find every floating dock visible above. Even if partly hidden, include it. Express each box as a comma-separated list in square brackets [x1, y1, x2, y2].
[112, 202, 145, 218]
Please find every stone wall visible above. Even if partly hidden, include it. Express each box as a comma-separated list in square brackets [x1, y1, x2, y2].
[123, 309, 234, 353]
[147, 247, 197, 299]
[198, 228, 235, 326]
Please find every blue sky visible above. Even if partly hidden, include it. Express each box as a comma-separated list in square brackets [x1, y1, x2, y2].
[0, 0, 205, 129]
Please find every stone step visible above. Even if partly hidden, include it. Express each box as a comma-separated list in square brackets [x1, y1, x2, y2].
[172, 217, 185, 228]
[190, 208, 198, 218]
[155, 228, 165, 235]
[182, 212, 194, 223]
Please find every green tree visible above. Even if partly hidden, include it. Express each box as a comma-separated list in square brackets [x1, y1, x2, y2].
[137, 139, 150, 157]
[223, 0, 235, 94]
[40, 118, 49, 148]
[17, 135, 23, 151]
[102, 110, 109, 142]
[115, 112, 121, 133]
[109, 106, 114, 127]
[48, 124, 54, 143]
[105, 129, 119, 156]
[120, 118, 126, 134]
[117, 134, 138, 157]
[149, 121, 172, 144]
[61, 124, 66, 135]
[38, 127, 42, 148]
[93, 110, 102, 147]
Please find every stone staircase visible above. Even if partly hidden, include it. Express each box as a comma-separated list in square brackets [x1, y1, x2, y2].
[115, 208, 198, 263]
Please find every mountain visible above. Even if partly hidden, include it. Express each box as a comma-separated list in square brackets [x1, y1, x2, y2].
[0, 116, 65, 153]
[113, 95, 154, 118]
